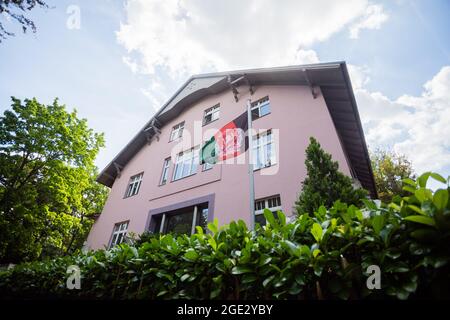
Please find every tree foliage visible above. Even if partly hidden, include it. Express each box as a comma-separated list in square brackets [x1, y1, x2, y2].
[0, 97, 107, 263]
[0, 0, 48, 42]
[370, 148, 415, 203]
[295, 137, 367, 215]
[0, 172, 449, 300]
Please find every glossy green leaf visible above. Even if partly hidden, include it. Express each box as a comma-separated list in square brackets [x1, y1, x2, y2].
[408, 205, 426, 215]
[433, 189, 448, 210]
[371, 214, 385, 235]
[429, 173, 447, 184]
[231, 266, 253, 275]
[263, 208, 276, 226]
[310, 223, 323, 242]
[415, 188, 433, 203]
[404, 215, 435, 227]
[418, 172, 431, 188]
[183, 249, 199, 261]
[402, 178, 417, 187]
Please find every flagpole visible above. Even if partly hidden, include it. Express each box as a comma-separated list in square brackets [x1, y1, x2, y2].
[246, 99, 255, 231]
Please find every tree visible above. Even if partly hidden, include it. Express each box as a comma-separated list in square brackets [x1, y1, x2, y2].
[0, 97, 107, 263]
[0, 0, 48, 42]
[370, 148, 415, 203]
[295, 137, 367, 215]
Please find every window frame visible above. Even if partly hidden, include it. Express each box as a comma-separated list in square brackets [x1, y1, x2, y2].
[124, 172, 144, 198]
[169, 121, 185, 142]
[109, 220, 129, 249]
[172, 146, 200, 181]
[203, 103, 220, 126]
[252, 129, 276, 171]
[159, 157, 171, 185]
[152, 205, 209, 235]
[251, 96, 271, 120]
[254, 195, 282, 226]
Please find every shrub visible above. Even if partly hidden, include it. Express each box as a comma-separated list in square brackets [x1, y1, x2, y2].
[0, 172, 449, 300]
[295, 137, 368, 215]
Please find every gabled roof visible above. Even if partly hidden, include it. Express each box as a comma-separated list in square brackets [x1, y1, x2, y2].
[97, 62, 377, 198]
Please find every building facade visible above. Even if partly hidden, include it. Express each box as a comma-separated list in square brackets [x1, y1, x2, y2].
[86, 62, 376, 250]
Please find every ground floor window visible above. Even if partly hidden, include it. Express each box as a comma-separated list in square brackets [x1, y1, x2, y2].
[150, 203, 209, 235]
[109, 221, 129, 248]
[254, 195, 282, 226]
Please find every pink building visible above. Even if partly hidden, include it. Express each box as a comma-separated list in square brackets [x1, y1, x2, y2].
[86, 62, 376, 250]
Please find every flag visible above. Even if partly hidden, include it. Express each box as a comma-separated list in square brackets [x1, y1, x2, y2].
[200, 111, 249, 165]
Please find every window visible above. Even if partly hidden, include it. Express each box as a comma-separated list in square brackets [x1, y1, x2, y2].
[254, 195, 282, 226]
[109, 221, 129, 248]
[160, 157, 171, 185]
[251, 96, 271, 120]
[124, 173, 143, 198]
[151, 204, 209, 235]
[169, 121, 184, 141]
[173, 146, 199, 181]
[252, 129, 276, 170]
[203, 104, 220, 125]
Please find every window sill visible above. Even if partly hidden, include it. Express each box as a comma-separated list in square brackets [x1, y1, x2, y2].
[202, 118, 219, 127]
[172, 172, 197, 182]
[251, 112, 271, 122]
[169, 137, 183, 143]
[123, 194, 138, 199]
[253, 162, 277, 172]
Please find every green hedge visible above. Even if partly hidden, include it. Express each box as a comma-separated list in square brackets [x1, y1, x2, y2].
[1, 172, 449, 299]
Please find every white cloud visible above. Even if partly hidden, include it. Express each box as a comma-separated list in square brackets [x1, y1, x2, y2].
[292, 49, 320, 65]
[348, 64, 371, 89]
[122, 56, 138, 73]
[116, 0, 389, 112]
[349, 4, 389, 39]
[355, 66, 450, 174]
[117, 0, 388, 80]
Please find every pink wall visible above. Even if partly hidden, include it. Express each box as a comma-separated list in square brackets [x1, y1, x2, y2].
[86, 85, 352, 250]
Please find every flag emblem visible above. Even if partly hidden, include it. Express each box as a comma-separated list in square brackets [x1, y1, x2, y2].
[200, 112, 249, 165]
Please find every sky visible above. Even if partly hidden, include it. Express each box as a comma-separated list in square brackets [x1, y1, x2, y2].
[0, 0, 449, 186]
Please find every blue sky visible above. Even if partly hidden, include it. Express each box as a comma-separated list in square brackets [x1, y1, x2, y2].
[1, 0, 449, 185]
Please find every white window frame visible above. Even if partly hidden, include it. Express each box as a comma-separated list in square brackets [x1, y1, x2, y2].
[169, 121, 185, 142]
[159, 157, 171, 185]
[251, 96, 270, 120]
[124, 173, 143, 198]
[203, 104, 220, 125]
[254, 195, 282, 222]
[252, 129, 276, 170]
[109, 221, 129, 248]
[172, 146, 199, 181]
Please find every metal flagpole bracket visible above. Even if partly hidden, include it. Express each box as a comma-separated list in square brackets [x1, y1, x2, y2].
[302, 68, 318, 99]
[244, 74, 254, 95]
[228, 75, 240, 102]
[228, 74, 254, 102]
[143, 118, 162, 144]
[113, 162, 123, 178]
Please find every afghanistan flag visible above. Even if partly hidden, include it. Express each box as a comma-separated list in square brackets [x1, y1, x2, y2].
[200, 112, 249, 165]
